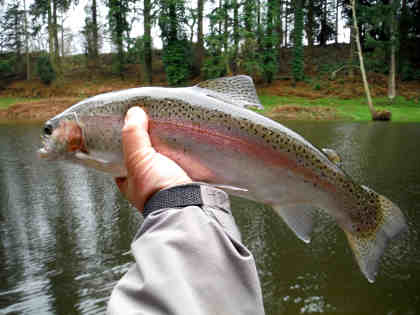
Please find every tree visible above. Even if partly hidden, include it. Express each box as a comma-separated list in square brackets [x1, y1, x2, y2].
[108, 0, 130, 78]
[159, 0, 191, 85]
[143, 0, 153, 84]
[23, 0, 30, 80]
[351, 0, 390, 121]
[305, 0, 315, 49]
[31, 0, 73, 73]
[387, 0, 398, 101]
[262, 0, 278, 83]
[0, 0, 25, 73]
[318, 0, 335, 46]
[292, 0, 304, 82]
[203, 4, 226, 78]
[196, 0, 205, 76]
[241, 0, 261, 78]
[82, 0, 101, 69]
[232, 0, 239, 74]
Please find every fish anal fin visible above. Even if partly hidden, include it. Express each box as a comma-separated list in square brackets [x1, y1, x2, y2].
[272, 204, 315, 243]
[194, 75, 263, 109]
[74, 152, 126, 177]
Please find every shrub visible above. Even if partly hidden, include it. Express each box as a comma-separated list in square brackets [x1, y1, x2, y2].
[36, 56, 56, 84]
[400, 62, 420, 81]
[0, 60, 13, 76]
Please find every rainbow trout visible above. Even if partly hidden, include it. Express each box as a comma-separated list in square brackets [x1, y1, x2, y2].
[38, 75, 406, 282]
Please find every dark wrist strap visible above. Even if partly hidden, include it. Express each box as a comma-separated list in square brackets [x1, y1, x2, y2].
[143, 183, 230, 218]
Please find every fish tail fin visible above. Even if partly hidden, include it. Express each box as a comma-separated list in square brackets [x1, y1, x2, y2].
[345, 187, 407, 283]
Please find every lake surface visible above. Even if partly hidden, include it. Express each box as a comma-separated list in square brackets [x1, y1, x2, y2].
[0, 121, 419, 315]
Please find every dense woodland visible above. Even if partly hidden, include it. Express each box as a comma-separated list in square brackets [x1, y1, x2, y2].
[0, 0, 419, 90]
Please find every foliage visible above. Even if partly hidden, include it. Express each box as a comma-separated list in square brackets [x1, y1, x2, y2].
[261, 0, 278, 83]
[162, 37, 192, 85]
[158, 0, 191, 85]
[36, 55, 56, 84]
[202, 54, 226, 79]
[0, 0, 25, 56]
[107, 0, 131, 77]
[202, 4, 227, 79]
[400, 62, 420, 81]
[292, 0, 304, 82]
[0, 59, 13, 76]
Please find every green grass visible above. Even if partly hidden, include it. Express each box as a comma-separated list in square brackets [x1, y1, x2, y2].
[0, 97, 34, 109]
[258, 95, 420, 122]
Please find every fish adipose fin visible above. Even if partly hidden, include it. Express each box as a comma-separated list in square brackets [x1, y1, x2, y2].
[194, 75, 264, 109]
[273, 204, 315, 243]
[321, 148, 341, 165]
[345, 186, 407, 283]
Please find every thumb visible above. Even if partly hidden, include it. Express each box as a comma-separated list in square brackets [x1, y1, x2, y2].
[122, 107, 155, 175]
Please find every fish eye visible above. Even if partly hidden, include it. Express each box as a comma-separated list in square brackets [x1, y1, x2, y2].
[44, 123, 53, 135]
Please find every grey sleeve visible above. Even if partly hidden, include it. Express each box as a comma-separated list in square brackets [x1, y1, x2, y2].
[107, 187, 265, 315]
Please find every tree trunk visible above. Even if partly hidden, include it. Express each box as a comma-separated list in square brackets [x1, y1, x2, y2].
[387, 0, 396, 101]
[276, 0, 283, 64]
[306, 0, 314, 49]
[257, 0, 262, 50]
[23, 0, 30, 80]
[47, 0, 56, 70]
[399, 0, 408, 73]
[196, 0, 204, 76]
[284, 0, 288, 47]
[292, 0, 304, 82]
[352, 0, 388, 120]
[348, 25, 354, 79]
[335, 0, 339, 44]
[144, 0, 152, 84]
[232, 0, 239, 74]
[320, 0, 327, 46]
[223, 0, 230, 75]
[92, 0, 99, 61]
[52, 0, 60, 70]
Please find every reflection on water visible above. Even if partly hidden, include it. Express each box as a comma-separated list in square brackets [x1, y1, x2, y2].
[1, 122, 419, 314]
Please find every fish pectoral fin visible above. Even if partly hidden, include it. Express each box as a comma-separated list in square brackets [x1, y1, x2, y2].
[272, 203, 316, 243]
[75, 152, 109, 164]
[193, 75, 264, 109]
[212, 184, 248, 192]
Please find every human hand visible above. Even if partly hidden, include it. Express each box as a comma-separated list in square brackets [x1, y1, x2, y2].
[115, 107, 192, 212]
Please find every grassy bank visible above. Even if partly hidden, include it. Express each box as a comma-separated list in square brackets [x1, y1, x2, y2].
[0, 97, 33, 109]
[259, 95, 420, 122]
[1, 94, 419, 123]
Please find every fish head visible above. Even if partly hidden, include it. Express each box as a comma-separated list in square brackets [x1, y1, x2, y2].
[38, 114, 86, 161]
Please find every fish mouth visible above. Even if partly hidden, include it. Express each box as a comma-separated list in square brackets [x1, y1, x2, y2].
[37, 147, 52, 159]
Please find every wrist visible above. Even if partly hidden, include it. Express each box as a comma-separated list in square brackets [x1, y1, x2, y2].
[142, 183, 230, 218]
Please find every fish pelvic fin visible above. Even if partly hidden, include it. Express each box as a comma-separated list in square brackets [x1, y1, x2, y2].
[272, 204, 315, 243]
[194, 75, 264, 109]
[345, 187, 407, 283]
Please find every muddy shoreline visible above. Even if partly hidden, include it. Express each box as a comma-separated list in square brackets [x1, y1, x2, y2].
[0, 98, 81, 122]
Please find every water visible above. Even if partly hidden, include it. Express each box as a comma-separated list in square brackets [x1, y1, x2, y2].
[1, 121, 419, 315]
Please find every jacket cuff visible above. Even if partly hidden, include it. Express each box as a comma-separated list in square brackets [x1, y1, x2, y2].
[143, 183, 230, 218]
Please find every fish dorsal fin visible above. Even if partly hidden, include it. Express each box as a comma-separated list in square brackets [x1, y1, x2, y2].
[194, 75, 264, 109]
[322, 148, 341, 165]
[272, 204, 315, 243]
